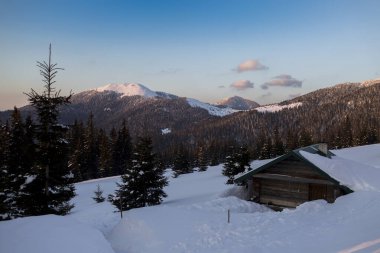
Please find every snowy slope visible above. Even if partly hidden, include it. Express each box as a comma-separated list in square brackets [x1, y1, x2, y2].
[0, 215, 114, 253]
[93, 83, 239, 117]
[2, 144, 380, 253]
[255, 102, 303, 113]
[187, 98, 238, 117]
[95, 83, 161, 98]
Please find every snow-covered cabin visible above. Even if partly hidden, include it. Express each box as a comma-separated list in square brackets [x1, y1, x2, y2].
[235, 144, 353, 210]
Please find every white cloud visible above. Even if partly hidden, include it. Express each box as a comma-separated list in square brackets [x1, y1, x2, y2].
[236, 59, 268, 72]
[261, 75, 302, 89]
[230, 80, 254, 90]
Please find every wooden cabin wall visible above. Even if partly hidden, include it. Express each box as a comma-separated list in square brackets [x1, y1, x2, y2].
[258, 178, 309, 208]
[262, 158, 326, 180]
[248, 156, 345, 208]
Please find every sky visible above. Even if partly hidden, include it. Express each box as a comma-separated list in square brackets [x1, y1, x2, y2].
[1, 0, 380, 110]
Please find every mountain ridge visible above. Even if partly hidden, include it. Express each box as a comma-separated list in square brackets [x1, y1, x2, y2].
[215, 96, 260, 110]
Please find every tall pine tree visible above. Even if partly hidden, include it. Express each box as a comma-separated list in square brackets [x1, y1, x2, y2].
[23, 44, 75, 215]
[0, 120, 11, 220]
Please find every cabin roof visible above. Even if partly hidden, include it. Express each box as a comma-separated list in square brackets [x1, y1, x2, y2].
[234, 144, 353, 193]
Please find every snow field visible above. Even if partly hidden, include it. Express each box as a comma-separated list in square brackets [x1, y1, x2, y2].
[1, 144, 380, 253]
[255, 102, 303, 113]
[186, 98, 238, 117]
[0, 215, 114, 253]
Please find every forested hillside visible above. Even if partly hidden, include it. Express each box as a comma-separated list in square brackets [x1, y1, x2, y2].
[1, 81, 379, 179]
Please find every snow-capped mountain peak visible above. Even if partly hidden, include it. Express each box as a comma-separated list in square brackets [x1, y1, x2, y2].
[216, 96, 260, 110]
[360, 78, 380, 87]
[95, 83, 159, 98]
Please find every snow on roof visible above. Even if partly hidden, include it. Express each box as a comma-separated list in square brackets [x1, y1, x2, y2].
[255, 102, 302, 113]
[186, 98, 238, 117]
[236, 144, 380, 192]
[300, 151, 380, 192]
[333, 144, 380, 169]
[235, 158, 275, 179]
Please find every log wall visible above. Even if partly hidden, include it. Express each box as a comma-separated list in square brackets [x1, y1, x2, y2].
[250, 155, 344, 208]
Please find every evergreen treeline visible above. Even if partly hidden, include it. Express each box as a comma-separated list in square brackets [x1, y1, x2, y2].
[160, 83, 380, 165]
[68, 116, 133, 181]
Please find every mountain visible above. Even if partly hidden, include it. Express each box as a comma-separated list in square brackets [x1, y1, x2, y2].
[1, 79, 379, 164]
[7, 83, 237, 139]
[172, 79, 380, 154]
[216, 96, 260, 110]
[0, 82, 239, 130]
[93, 83, 178, 99]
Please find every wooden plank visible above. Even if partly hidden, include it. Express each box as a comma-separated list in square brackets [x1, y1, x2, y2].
[260, 188, 309, 200]
[264, 165, 326, 179]
[260, 195, 304, 208]
[260, 184, 309, 193]
[309, 184, 327, 201]
[260, 185, 309, 196]
[261, 158, 328, 180]
[253, 173, 335, 185]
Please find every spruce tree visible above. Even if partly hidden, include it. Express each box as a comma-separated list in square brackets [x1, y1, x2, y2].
[0, 121, 11, 220]
[259, 138, 271, 160]
[111, 121, 132, 176]
[272, 127, 285, 157]
[109, 137, 167, 211]
[82, 113, 99, 179]
[98, 128, 111, 177]
[133, 137, 168, 206]
[299, 130, 313, 147]
[237, 146, 251, 172]
[172, 147, 192, 177]
[4, 108, 26, 217]
[342, 116, 353, 148]
[93, 184, 105, 203]
[5, 108, 37, 218]
[68, 120, 86, 181]
[285, 130, 297, 153]
[197, 146, 208, 172]
[23, 44, 75, 215]
[222, 146, 250, 184]
[222, 157, 237, 183]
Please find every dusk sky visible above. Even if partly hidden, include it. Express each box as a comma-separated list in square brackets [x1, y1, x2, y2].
[1, 0, 380, 110]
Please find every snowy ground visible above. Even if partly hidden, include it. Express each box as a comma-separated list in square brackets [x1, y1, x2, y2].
[1, 144, 380, 253]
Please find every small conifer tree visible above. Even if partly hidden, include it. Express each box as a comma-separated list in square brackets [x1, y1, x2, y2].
[109, 136, 167, 212]
[222, 146, 251, 184]
[93, 184, 105, 203]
